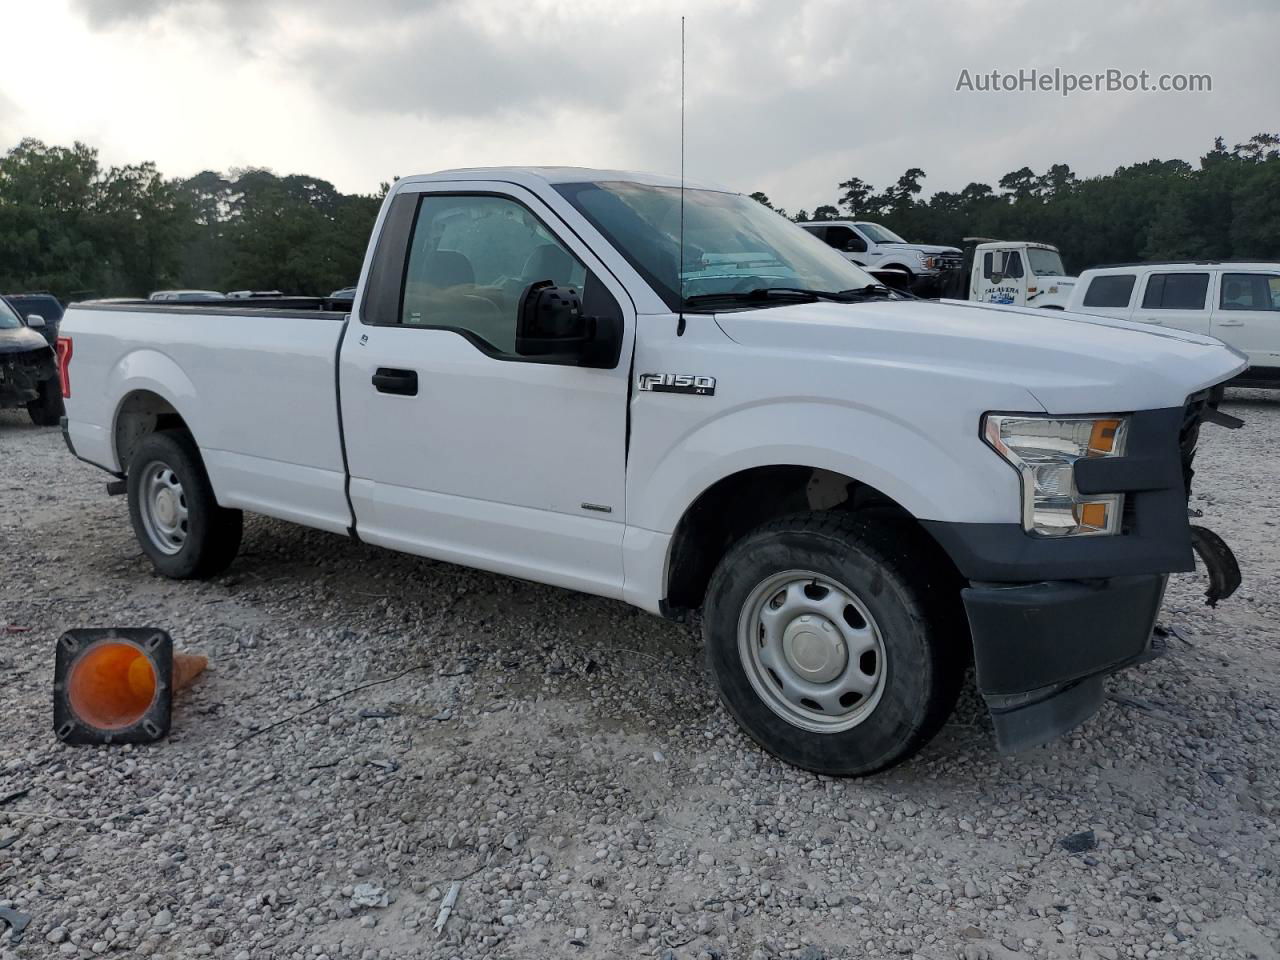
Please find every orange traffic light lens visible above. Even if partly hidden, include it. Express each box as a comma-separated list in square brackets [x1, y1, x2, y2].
[66, 641, 158, 731]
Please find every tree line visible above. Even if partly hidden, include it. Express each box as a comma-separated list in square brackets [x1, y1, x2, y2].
[0, 133, 1277, 301]
[0, 139, 383, 300]
[750, 132, 1280, 272]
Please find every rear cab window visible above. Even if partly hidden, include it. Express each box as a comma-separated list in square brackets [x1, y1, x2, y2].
[1082, 274, 1136, 308]
[1141, 272, 1209, 310]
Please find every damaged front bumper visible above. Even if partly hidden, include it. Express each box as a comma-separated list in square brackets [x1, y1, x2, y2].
[963, 574, 1169, 752]
[0, 350, 55, 407]
[929, 386, 1243, 752]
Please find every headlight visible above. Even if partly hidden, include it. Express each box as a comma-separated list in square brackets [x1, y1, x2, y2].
[982, 414, 1129, 537]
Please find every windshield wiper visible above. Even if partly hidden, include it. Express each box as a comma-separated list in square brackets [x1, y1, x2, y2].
[684, 286, 883, 307]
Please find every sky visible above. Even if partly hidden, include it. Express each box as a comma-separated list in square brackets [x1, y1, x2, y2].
[0, 0, 1274, 213]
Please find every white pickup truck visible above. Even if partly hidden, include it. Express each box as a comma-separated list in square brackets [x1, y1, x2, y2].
[59, 167, 1247, 776]
[797, 219, 963, 293]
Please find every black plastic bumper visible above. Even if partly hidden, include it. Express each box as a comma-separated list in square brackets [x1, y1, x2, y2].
[963, 574, 1167, 752]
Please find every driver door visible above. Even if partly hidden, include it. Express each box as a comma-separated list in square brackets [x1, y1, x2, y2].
[339, 182, 636, 598]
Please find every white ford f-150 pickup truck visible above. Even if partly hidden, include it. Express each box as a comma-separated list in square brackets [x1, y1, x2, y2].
[58, 167, 1247, 776]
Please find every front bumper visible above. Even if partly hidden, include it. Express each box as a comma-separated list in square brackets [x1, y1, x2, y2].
[964, 574, 1167, 752]
[0, 350, 56, 407]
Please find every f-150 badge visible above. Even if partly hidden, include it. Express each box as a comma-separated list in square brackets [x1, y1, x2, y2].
[637, 373, 716, 396]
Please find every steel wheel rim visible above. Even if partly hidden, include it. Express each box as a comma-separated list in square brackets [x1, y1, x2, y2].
[138, 460, 188, 556]
[737, 569, 888, 734]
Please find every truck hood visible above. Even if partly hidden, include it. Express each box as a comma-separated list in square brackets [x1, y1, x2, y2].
[713, 298, 1247, 413]
[0, 325, 51, 356]
[879, 242, 961, 255]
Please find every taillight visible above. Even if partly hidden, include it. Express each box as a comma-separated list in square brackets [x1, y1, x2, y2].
[56, 336, 73, 398]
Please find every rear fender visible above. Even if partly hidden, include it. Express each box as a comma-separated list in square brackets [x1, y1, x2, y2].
[106, 350, 200, 471]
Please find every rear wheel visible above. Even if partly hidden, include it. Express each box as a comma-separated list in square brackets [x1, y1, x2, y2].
[26, 378, 64, 426]
[703, 512, 962, 776]
[127, 430, 242, 579]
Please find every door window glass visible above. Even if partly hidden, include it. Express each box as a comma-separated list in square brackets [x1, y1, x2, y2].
[1220, 273, 1280, 311]
[401, 195, 587, 355]
[1141, 273, 1209, 310]
[1083, 274, 1136, 308]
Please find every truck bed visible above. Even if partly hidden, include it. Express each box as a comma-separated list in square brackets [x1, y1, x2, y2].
[61, 301, 355, 535]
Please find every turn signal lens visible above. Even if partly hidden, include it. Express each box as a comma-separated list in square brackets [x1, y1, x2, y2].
[1078, 501, 1110, 530]
[1088, 418, 1123, 456]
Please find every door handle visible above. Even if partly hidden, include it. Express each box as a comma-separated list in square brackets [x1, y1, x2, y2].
[1140, 317, 1163, 325]
[372, 368, 418, 396]
[1217, 319, 1246, 327]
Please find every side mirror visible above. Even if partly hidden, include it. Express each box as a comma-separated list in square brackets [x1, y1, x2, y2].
[515, 280, 623, 368]
[516, 282, 588, 357]
[25, 314, 45, 328]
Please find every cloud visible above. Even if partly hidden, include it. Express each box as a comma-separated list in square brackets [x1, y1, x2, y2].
[57, 0, 1280, 211]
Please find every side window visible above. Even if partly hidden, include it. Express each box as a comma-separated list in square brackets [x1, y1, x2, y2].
[1082, 274, 1136, 308]
[983, 251, 1021, 279]
[1220, 273, 1280, 311]
[825, 226, 866, 253]
[801, 225, 827, 243]
[400, 194, 588, 355]
[1141, 272, 1209, 310]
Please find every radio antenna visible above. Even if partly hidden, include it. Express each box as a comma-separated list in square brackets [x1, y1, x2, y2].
[677, 14, 687, 336]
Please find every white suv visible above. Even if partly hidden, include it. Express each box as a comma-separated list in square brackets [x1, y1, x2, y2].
[1068, 261, 1280, 387]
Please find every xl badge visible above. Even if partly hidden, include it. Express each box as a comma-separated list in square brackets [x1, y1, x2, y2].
[638, 373, 716, 396]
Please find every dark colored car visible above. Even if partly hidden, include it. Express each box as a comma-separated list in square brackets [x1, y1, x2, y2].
[5, 292, 65, 345]
[0, 296, 63, 425]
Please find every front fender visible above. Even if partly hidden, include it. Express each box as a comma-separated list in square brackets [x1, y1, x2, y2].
[626, 399, 1024, 536]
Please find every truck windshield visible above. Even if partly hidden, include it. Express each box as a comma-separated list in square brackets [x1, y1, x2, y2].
[0, 299, 21, 330]
[556, 181, 878, 311]
[855, 222, 906, 244]
[1027, 248, 1066, 276]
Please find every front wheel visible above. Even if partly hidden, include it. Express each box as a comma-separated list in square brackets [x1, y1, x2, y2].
[127, 430, 243, 579]
[703, 512, 962, 776]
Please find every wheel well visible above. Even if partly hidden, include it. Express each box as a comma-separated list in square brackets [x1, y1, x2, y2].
[663, 465, 962, 615]
[882, 263, 913, 277]
[114, 391, 191, 471]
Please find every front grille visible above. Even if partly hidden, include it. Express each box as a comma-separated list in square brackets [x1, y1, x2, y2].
[0, 349, 55, 394]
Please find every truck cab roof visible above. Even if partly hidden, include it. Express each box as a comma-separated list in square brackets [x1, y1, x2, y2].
[973, 240, 1061, 253]
[403, 166, 733, 194]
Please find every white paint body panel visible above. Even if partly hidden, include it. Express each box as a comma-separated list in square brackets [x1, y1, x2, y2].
[59, 167, 1248, 615]
[60, 308, 351, 534]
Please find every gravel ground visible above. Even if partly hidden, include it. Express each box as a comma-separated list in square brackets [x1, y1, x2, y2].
[1, 391, 1278, 960]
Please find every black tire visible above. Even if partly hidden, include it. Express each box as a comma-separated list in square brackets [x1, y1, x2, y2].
[26, 378, 64, 426]
[703, 512, 963, 777]
[126, 430, 242, 579]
